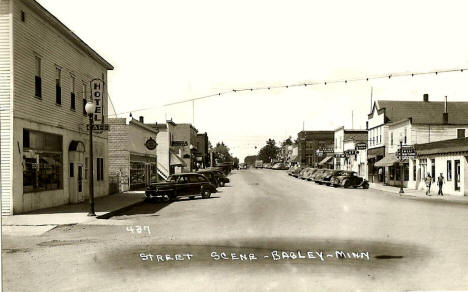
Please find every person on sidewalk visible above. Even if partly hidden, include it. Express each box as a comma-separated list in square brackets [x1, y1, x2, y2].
[437, 173, 445, 196]
[425, 173, 432, 196]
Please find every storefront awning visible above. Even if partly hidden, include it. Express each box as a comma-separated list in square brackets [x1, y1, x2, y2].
[170, 151, 187, 167]
[318, 156, 333, 165]
[374, 155, 404, 167]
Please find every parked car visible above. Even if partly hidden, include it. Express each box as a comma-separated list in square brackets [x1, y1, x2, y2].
[313, 169, 333, 184]
[302, 168, 319, 181]
[290, 166, 305, 178]
[331, 171, 369, 189]
[272, 162, 289, 170]
[255, 160, 264, 168]
[298, 167, 314, 180]
[145, 173, 217, 201]
[239, 163, 248, 169]
[263, 163, 272, 169]
[196, 169, 225, 187]
[212, 170, 230, 187]
[318, 170, 343, 186]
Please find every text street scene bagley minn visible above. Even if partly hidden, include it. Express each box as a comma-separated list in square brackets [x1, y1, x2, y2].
[1, 0, 468, 291]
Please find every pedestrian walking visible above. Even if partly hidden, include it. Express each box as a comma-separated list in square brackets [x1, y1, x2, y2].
[425, 173, 432, 196]
[437, 173, 445, 196]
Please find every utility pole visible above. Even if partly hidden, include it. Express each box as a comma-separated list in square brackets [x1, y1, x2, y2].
[399, 140, 404, 194]
[192, 100, 195, 125]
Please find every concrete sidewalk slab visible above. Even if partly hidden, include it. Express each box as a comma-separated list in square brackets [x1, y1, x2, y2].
[1, 191, 146, 227]
[369, 183, 468, 203]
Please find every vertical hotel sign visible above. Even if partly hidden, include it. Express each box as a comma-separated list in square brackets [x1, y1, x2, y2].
[90, 78, 104, 123]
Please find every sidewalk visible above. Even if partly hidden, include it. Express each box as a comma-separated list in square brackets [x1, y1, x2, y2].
[2, 191, 146, 230]
[369, 183, 468, 203]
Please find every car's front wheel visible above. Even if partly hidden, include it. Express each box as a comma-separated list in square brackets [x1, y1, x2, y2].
[201, 189, 212, 199]
[343, 179, 351, 188]
[362, 182, 369, 189]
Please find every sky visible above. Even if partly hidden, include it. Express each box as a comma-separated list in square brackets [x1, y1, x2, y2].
[38, 0, 468, 161]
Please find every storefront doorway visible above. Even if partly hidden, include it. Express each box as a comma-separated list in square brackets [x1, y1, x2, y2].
[455, 160, 460, 191]
[68, 141, 85, 203]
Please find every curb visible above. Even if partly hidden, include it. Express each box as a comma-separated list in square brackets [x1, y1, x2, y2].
[96, 199, 146, 219]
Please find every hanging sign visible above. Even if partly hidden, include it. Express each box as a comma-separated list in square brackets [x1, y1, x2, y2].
[90, 78, 104, 123]
[355, 142, 367, 150]
[145, 137, 157, 150]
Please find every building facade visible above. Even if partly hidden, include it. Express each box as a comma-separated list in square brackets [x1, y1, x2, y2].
[333, 127, 367, 176]
[0, 0, 113, 215]
[297, 131, 334, 166]
[196, 133, 209, 169]
[108, 117, 160, 191]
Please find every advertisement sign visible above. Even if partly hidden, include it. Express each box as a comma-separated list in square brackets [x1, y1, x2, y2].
[355, 142, 367, 150]
[172, 141, 188, 146]
[395, 146, 416, 159]
[145, 137, 157, 150]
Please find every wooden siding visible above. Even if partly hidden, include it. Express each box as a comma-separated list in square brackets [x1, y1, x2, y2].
[12, 0, 109, 134]
[0, 0, 13, 215]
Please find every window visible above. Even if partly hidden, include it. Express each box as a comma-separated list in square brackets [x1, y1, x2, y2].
[431, 159, 435, 182]
[22, 129, 63, 193]
[457, 129, 466, 138]
[21, 10, 25, 22]
[130, 161, 145, 185]
[447, 160, 452, 181]
[391, 132, 393, 146]
[70, 163, 74, 177]
[55, 67, 62, 104]
[70, 76, 75, 110]
[82, 83, 87, 116]
[404, 128, 407, 144]
[34, 56, 42, 98]
[97, 158, 104, 181]
[85, 157, 89, 179]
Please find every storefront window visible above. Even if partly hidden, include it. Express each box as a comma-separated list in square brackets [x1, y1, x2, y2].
[447, 160, 452, 181]
[150, 163, 158, 183]
[23, 129, 63, 193]
[130, 161, 145, 185]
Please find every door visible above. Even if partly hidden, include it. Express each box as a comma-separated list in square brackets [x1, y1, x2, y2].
[145, 164, 151, 187]
[455, 160, 460, 191]
[77, 164, 83, 201]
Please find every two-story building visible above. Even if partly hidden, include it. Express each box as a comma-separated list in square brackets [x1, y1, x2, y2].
[381, 98, 468, 190]
[333, 127, 368, 176]
[196, 133, 209, 169]
[297, 131, 334, 167]
[0, 0, 113, 215]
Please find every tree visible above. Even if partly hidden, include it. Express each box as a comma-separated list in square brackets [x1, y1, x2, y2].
[257, 139, 280, 163]
[212, 142, 234, 163]
[281, 136, 293, 147]
[244, 155, 258, 165]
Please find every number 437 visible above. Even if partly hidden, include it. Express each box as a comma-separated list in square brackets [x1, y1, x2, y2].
[126, 225, 151, 235]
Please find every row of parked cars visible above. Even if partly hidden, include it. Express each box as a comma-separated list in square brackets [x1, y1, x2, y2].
[288, 166, 369, 189]
[145, 168, 231, 202]
[261, 162, 289, 170]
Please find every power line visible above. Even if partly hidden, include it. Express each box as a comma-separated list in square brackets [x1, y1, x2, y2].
[107, 66, 467, 116]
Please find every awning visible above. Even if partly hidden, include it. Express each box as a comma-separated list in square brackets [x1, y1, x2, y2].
[374, 155, 404, 167]
[318, 156, 333, 165]
[170, 151, 187, 167]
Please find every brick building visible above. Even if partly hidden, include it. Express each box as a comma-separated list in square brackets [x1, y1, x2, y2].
[0, 0, 113, 214]
[108, 117, 160, 191]
[196, 133, 209, 168]
[297, 131, 334, 166]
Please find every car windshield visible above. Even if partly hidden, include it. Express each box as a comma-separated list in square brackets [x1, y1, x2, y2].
[166, 175, 177, 183]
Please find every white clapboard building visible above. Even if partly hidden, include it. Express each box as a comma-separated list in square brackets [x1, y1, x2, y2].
[0, 0, 113, 214]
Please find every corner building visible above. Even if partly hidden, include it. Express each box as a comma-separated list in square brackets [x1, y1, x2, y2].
[0, 0, 114, 214]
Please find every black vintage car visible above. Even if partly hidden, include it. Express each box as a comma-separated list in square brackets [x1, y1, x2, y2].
[330, 171, 369, 189]
[145, 173, 217, 201]
[197, 169, 230, 187]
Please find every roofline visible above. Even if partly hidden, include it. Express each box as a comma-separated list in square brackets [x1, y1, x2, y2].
[24, 0, 114, 70]
[129, 118, 159, 134]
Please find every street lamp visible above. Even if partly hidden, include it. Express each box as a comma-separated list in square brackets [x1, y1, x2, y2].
[399, 140, 404, 194]
[85, 101, 96, 216]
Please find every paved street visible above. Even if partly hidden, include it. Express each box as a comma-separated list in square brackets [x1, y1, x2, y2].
[2, 169, 468, 292]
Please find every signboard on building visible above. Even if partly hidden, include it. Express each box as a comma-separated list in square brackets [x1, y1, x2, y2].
[334, 153, 345, 158]
[172, 141, 188, 146]
[315, 147, 334, 157]
[355, 142, 367, 150]
[90, 79, 104, 123]
[344, 149, 357, 156]
[145, 137, 157, 150]
[86, 124, 109, 131]
[395, 146, 416, 159]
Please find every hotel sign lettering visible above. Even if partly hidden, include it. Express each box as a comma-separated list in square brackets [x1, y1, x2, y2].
[90, 79, 104, 123]
[172, 141, 188, 146]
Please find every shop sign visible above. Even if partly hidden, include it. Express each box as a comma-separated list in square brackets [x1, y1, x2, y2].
[172, 141, 188, 146]
[344, 150, 356, 156]
[145, 137, 157, 150]
[86, 124, 110, 131]
[90, 79, 104, 123]
[355, 142, 367, 150]
[334, 153, 345, 158]
[395, 146, 416, 159]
